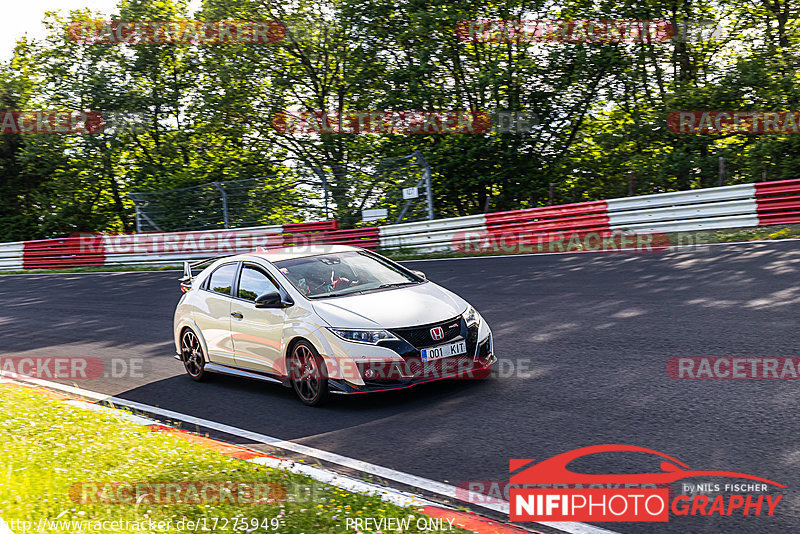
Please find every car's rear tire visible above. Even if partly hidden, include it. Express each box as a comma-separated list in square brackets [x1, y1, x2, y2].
[180, 328, 207, 381]
[288, 340, 330, 406]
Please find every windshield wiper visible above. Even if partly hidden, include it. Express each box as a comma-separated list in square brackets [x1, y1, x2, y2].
[376, 282, 418, 289]
[307, 281, 418, 299]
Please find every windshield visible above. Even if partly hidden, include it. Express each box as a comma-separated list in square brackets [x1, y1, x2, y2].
[274, 251, 421, 299]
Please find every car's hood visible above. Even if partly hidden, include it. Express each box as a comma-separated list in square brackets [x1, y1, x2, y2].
[311, 282, 468, 329]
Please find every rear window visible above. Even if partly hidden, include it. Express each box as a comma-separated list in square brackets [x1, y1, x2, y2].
[207, 263, 238, 295]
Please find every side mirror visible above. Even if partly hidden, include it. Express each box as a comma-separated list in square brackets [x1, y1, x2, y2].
[255, 291, 293, 309]
[411, 270, 426, 280]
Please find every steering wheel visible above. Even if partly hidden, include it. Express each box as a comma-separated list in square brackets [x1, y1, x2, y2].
[310, 280, 330, 294]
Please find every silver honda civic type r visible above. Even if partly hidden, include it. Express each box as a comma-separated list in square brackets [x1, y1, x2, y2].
[173, 245, 496, 405]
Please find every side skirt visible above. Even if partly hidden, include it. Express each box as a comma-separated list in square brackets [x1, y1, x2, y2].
[176, 351, 290, 388]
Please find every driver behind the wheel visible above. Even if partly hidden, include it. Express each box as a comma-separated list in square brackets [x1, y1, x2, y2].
[303, 264, 330, 295]
[297, 261, 361, 295]
[330, 260, 364, 291]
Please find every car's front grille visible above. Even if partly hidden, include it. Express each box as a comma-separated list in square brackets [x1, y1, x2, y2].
[390, 316, 462, 349]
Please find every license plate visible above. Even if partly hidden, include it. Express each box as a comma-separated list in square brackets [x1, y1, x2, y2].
[421, 341, 467, 362]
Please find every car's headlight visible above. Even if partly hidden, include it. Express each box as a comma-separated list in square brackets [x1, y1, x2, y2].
[328, 328, 398, 344]
[463, 306, 480, 328]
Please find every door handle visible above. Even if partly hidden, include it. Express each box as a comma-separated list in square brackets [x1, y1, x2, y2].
[231, 312, 243, 319]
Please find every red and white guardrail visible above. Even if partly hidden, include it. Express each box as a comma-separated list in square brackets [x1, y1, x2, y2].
[2, 178, 799, 270]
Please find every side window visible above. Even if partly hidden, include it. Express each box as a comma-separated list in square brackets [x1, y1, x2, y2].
[238, 265, 279, 301]
[208, 263, 238, 296]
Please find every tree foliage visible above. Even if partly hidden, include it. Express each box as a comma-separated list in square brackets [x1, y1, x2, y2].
[1, 0, 799, 238]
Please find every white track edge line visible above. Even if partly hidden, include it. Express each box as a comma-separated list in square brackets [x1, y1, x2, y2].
[63, 397, 441, 509]
[1, 373, 620, 534]
[248, 457, 438, 509]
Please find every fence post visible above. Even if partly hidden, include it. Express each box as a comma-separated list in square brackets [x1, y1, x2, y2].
[414, 150, 435, 220]
[312, 166, 330, 219]
[134, 204, 142, 233]
[213, 182, 230, 229]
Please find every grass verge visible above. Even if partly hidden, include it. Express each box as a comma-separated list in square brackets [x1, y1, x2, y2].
[0, 386, 464, 534]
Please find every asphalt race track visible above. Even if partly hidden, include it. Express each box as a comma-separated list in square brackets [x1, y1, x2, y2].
[2, 240, 799, 534]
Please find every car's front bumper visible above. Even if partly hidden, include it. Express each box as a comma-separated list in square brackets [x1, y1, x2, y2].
[327, 330, 496, 394]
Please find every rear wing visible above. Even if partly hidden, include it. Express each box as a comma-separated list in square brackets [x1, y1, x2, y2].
[180, 261, 193, 293]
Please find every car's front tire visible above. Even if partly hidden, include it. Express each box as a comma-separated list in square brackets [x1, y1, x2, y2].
[180, 328, 208, 381]
[288, 340, 330, 406]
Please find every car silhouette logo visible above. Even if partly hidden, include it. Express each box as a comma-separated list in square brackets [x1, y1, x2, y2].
[510, 444, 786, 487]
[430, 327, 444, 341]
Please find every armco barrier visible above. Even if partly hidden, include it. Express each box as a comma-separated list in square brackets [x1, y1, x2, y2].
[16, 220, 382, 270]
[0, 242, 24, 271]
[378, 214, 488, 252]
[4, 178, 800, 270]
[484, 201, 610, 246]
[755, 178, 800, 225]
[23, 235, 106, 270]
[606, 184, 759, 232]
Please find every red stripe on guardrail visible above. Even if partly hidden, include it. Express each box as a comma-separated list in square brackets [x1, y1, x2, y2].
[282, 220, 338, 233]
[755, 179, 800, 225]
[484, 200, 610, 244]
[282, 227, 380, 249]
[22, 234, 106, 269]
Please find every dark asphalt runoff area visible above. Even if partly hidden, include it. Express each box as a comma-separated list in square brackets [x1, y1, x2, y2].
[1, 240, 799, 534]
